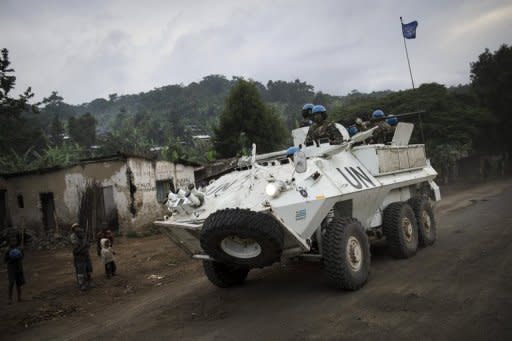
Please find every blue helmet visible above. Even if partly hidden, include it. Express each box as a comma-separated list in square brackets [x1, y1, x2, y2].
[312, 105, 327, 121]
[372, 109, 385, 119]
[302, 103, 314, 111]
[302, 103, 314, 119]
[8, 248, 22, 260]
[312, 105, 326, 114]
[386, 114, 398, 126]
[348, 125, 359, 137]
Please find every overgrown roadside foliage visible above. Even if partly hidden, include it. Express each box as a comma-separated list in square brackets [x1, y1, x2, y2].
[333, 83, 495, 178]
[470, 44, 512, 153]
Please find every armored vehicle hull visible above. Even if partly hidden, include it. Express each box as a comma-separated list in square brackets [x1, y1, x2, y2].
[155, 123, 440, 290]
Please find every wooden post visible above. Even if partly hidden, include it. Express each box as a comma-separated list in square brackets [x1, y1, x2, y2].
[92, 187, 96, 242]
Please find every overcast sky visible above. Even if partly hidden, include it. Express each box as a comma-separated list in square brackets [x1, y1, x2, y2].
[1, 0, 511, 104]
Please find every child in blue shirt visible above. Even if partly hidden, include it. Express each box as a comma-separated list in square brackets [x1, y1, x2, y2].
[5, 236, 25, 304]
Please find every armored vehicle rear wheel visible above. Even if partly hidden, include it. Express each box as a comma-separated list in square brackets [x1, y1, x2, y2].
[203, 261, 249, 288]
[408, 196, 436, 247]
[200, 209, 284, 267]
[323, 217, 370, 290]
[383, 202, 419, 258]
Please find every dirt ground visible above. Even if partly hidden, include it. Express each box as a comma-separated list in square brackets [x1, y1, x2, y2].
[0, 232, 201, 334]
[2, 178, 512, 340]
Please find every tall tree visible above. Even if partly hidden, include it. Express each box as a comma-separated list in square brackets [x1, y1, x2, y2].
[470, 44, 512, 153]
[0, 48, 44, 169]
[42, 91, 64, 106]
[68, 113, 97, 147]
[0, 48, 37, 118]
[68, 116, 78, 143]
[214, 79, 287, 157]
[108, 93, 118, 102]
[50, 114, 65, 146]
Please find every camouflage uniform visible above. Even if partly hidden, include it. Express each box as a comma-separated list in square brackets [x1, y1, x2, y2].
[305, 121, 344, 145]
[369, 121, 393, 144]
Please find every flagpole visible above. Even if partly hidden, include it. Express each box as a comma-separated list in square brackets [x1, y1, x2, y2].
[400, 16, 415, 89]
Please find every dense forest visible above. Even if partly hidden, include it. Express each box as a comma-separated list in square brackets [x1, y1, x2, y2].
[0, 44, 511, 176]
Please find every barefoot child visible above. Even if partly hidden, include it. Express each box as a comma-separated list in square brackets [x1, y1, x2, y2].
[100, 238, 116, 278]
[5, 236, 25, 304]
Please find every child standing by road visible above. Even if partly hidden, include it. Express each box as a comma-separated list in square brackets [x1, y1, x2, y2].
[100, 238, 116, 278]
[5, 236, 25, 304]
[96, 224, 114, 256]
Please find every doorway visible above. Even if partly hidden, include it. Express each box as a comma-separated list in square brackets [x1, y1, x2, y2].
[102, 186, 119, 231]
[40, 192, 56, 231]
[0, 190, 8, 230]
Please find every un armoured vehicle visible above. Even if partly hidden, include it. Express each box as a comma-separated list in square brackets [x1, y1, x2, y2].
[155, 122, 440, 290]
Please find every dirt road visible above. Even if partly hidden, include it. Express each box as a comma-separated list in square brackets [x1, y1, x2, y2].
[12, 180, 512, 340]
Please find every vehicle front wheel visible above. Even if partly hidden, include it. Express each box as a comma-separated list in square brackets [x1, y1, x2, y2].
[323, 217, 370, 290]
[203, 260, 249, 288]
[200, 209, 284, 267]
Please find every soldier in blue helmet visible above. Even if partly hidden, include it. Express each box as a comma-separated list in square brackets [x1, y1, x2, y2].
[372, 109, 385, 120]
[305, 105, 344, 145]
[300, 103, 315, 127]
[386, 114, 398, 126]
[385, 114, 398, 140]
[369, 109, 393, 144]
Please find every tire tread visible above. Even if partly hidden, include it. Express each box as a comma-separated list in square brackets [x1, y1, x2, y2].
[383, 202, 418, 259]
[408, 196, 437, 247]
[323, 217, 370, 290]
[200, 209, 284, 267]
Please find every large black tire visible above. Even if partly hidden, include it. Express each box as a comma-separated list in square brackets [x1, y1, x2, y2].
[203, 261, 249, 288]
[383, 202, 419, 259]
[200, 209, 284, 267]
[408, 196, 437, 247]
[323, 217, 370, 290]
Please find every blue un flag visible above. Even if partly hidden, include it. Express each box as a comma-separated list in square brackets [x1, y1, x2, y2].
[402, 21, 418, 39]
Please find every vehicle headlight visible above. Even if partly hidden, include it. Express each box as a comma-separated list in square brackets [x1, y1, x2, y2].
[265, 182, 283, 198]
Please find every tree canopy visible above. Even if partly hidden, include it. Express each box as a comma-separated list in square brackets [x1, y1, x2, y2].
[470, 44, 512, 153]
[68, 113, 96, 147]
[0, 45, 510, 175]
[214, 80, 288, 157]
[0, 48, 46, 169]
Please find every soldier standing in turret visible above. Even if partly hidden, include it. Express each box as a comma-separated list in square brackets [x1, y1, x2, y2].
[369, 109, 393, 144]
[385, 114, 398, 139]
[305, 105, 344, 145]
[300, 103, 314, 127]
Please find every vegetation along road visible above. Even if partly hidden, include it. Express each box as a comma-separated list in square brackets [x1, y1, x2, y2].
[14, 180, 512, 340]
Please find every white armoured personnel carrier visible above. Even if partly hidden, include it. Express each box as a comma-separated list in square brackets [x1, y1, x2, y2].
[155, 122, 440, 290]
